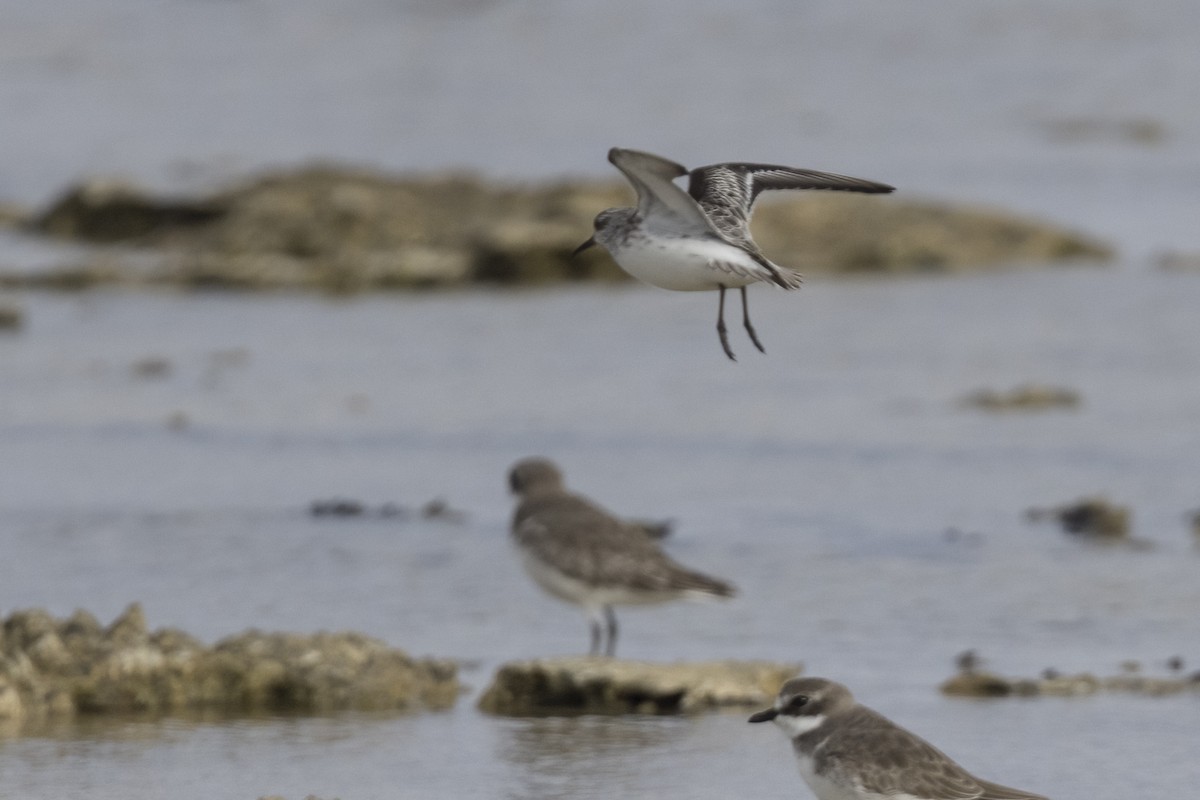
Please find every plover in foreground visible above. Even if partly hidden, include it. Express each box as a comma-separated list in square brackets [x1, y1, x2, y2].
[574, 148, 894, 360]
[750, 677, 1050, 800]
[507, 457, 735, 656]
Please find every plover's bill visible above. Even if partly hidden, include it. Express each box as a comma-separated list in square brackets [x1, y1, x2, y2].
[749, 677, 1050, 800]
[507, 457, 735, 657]
[574, 147, 894, 361]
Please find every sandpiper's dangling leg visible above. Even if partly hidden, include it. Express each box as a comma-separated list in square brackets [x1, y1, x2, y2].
[603, 606, 619, 657]
[741, 287, 766, 354]
[717, 285, 736, 361]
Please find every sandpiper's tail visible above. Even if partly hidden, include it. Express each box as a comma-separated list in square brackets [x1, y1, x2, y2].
[767, 264, 803, 290]
[668, 564, 737, 599]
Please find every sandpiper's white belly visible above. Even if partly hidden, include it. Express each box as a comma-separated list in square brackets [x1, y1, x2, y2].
[610, 236, 765, 291]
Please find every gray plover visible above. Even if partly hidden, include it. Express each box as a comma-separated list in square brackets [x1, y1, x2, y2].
[507, 457, 735, 656]
[574, 147, 894, 360]
[750, 677, 1050, 800]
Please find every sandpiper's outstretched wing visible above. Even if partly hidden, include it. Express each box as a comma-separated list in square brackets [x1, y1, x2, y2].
[608, 148, 717, 236]
[688, 163, 894, 249]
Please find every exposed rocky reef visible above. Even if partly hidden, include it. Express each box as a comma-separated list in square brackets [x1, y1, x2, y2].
[1025, 495, 1133, 542]
[0, 604, 458, 729]
[1, 165, 1112, 291]
[961, 384, 1081, 412]
[477, 657, 799, 716]
[942, 668, 1199, 698]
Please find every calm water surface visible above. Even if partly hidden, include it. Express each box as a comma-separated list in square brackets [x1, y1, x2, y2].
[1, 270, 1199, 798]
[2, 0, 1200, 797]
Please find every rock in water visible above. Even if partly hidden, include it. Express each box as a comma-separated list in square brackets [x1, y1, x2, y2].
[0, 604, 459, 726]
[478, 657, 800, 715]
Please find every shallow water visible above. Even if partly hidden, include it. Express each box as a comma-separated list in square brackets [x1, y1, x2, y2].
[2, 270, 1200, 797]
[3, 1, 1200, 797]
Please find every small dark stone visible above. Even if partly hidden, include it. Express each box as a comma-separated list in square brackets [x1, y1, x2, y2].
[1026, 496, 1130, 540]
[940, 671, 1013, 697]
[955, 649, 980, 673]
[131, 356, 172, 379]
[310, 498, 366, 517]
[420, 498, 466, 523]
[0, 303, 23, 332]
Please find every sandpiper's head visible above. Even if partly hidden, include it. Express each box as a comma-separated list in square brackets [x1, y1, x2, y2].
[748, 677, 855, 738]
[572, 207, 636, 256]
[508, 457, 565, 497]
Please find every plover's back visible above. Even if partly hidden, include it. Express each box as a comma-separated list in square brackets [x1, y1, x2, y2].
[513, 489, 734, 604]
[507, 457, 735, 658]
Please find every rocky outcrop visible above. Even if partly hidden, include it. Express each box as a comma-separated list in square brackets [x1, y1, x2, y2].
[0, 604, 458, 727]
[477, 657, 800, 716]
[34, 179, 224, 242]
[961, 384, 1081, 412]
[1025, 496, 1133, 541]
[745, 194, 1109, 273]
[942, 669, 1199, 698]
[4, 165, 1112, 291]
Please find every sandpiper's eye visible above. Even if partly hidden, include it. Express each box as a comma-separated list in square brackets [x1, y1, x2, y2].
[785, 695, 808, 712]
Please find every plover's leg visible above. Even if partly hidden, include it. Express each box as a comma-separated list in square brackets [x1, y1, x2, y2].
[589, 615, 603, 656]
[717, 285, 736, 361]
[603, 606, 618, 658]
[741, 286, 766, 354]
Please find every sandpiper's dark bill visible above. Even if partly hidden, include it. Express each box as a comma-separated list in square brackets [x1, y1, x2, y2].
[506, 456, 735, 657]
[581, 147, 893, 361]
[751, 677, 1051, 800]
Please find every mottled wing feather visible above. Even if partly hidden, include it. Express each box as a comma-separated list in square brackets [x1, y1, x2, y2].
[817, 706, 1026, 800]
[729, 164, 895, 197]
[513, 492, 733, 596]
[607, 148, 718, 237]
[687, 163, 895, 250]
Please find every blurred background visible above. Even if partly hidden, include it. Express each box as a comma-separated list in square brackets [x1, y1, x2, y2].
[1, 1, 1198, 799]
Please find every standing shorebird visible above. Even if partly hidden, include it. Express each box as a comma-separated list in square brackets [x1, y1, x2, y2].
[749, 677, 1050, 800]
[507, 457, 735, 657]
[574, 147, 894, 360]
